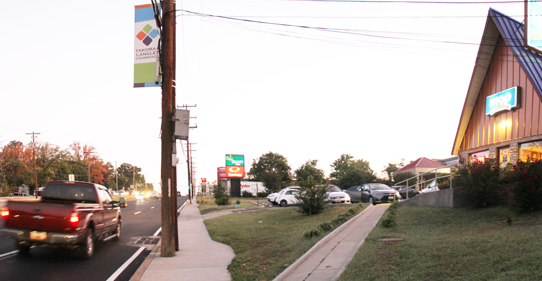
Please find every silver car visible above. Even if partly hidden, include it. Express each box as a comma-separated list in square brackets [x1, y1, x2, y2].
[357, 183, 400, 205]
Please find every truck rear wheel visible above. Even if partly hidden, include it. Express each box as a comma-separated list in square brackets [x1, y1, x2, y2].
[78, 228, 94, 259]
[17, 243, 30, 255]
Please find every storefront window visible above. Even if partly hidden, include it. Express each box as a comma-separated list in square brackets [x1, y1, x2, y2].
[498, 147, 510, 167]
[519, 140, 542, 162]
[470, 150, 489, 163]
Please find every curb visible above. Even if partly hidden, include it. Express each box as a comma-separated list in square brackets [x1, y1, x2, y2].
[273, 204, 374, 281]
[129, 200, 189, 281]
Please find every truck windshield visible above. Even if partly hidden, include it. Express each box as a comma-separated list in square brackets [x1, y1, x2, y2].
[42, 184, 98, 203]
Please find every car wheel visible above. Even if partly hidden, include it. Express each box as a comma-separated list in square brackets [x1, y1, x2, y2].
[369, 197, 375, 205]
[17, 243, 30, 255]
[79, 228, 95, 259]
[114, 221, 121, 241]
[280, 200, 288, 207]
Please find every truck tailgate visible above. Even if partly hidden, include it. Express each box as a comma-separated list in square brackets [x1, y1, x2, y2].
[5, 201, 94, 233]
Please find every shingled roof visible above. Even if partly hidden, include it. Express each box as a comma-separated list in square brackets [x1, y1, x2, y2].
[451, 8, 542, 155]
[396, 157, 445, 174]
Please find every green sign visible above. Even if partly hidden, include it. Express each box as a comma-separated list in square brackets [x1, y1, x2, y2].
[226, 154, 244, 167]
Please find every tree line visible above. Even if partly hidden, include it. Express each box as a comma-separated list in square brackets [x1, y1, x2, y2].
[0, 140, 147, 195]
[246, 152, 412, 193]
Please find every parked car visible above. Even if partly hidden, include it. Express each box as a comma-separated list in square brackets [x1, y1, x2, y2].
[398, 187, 420, 199]
[420, 180, 439, 194]
[267, 192, 279, 205]
[323, 185, 351, 204]
[272, 186, 300, 205]
[275, 189, 301, 207]
[345, 185, 362, 203]
[12, 192, 31, 197]
[358, 183, 400, 205]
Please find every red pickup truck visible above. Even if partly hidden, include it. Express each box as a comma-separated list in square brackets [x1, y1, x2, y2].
[0, 181, 122, 259]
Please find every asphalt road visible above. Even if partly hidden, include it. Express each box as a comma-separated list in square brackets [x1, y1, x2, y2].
[0, 196, 187, 281]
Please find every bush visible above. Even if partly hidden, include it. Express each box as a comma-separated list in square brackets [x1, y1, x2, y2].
[241, 191, 254, 197]
[455, 159, 504, 208]
[503, 160, 542, 213]
[380, 213, 397, 228]
[213, 183, 230, 206]
[257, 192, 267, 197]
[295, 177, 328, 216]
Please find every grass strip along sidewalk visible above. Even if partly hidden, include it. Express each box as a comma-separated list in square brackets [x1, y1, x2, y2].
[204, 202, 365, 281]
[339, 205, 542, 281]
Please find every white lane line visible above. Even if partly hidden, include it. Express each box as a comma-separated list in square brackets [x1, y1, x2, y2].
[106, 247, 145, 281]
[0, 250, 18, 259]
[134, 211, 142, 215]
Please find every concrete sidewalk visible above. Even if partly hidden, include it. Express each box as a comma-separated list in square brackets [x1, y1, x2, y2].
[136, 203, 235, 281]
[273, 204, 389, 281]
[134, 203, 388, 281]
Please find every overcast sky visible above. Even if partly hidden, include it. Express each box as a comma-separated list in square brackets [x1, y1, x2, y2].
[0, 0, 525, 194]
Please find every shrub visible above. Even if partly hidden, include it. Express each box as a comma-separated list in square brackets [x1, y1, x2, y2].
[257, 192, 267, 197]
[455, 159, 504, 208]
[296, 177, 328, 216]
[381, 213, 397, 228]
[213, 183, 230, 206]
[503, 160, 542, 213]
[241, 191, 254, 197]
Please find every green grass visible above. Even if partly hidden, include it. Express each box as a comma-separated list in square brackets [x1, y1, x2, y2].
[198, 197, 266, 215]
[339, 205, 542, 281]
[204, 204, 365, 281]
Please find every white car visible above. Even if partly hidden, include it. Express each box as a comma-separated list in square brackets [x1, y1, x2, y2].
[273, 186, 301, 206]
[267, 192, 279, 205]
[324, 185, 351, 204]
[420, 180, 439, 194]
[275, 189, 301, 207]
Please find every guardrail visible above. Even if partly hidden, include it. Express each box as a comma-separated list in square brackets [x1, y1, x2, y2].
[394, 166, 457, 199]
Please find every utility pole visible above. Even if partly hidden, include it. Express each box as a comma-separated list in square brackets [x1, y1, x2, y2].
[26, 132, 40, 196]
[160, 0, 176, 257]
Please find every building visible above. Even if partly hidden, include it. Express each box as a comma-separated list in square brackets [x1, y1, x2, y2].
[452, 9, 542, 166]
[395, 157, 449, 176]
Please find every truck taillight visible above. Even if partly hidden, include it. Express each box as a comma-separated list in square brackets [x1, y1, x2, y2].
[1, 208, 9, 219]
[69, 212, 79, 226]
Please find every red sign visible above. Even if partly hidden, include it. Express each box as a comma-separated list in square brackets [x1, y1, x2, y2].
[226, 166, 245, 178]
[217, 167, 227, 180]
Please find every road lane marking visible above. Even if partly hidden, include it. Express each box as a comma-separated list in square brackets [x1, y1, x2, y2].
[0, 250, 18, 259]
[106, 247, 145, 281]
[134, 211, 142, 215]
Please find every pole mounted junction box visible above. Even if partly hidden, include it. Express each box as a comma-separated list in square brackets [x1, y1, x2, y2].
[174, 109, 190, 140]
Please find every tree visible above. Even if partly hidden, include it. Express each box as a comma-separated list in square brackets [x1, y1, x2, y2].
[247, 152, 292, 193]
[393, 172, 416, 186]
[295, 176, 328, 215]
[117, 163, 145, 190]
[295, 160, 325, 187]
[330, 154, 375, 189]
[0, 141, 33, 189]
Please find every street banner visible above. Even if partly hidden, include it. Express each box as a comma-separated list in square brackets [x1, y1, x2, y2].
[134, 4, 161, 88]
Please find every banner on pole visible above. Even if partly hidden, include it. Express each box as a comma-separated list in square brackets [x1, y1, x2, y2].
[134, 4, 161, 88]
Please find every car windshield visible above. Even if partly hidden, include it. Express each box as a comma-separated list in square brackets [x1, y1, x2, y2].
[368, 184, 392, 191]
[326, 186, 341, 192]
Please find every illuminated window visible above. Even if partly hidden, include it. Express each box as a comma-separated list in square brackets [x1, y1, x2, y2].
[519, 140, 542, 162]
[470, 150, 489, 163]
[498, 147, 510, 166]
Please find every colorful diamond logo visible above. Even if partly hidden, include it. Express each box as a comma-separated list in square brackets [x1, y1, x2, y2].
[137, 24, 159, 46]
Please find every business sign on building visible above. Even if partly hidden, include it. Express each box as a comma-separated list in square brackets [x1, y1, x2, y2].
[486, 86, 519, 116]
[526, 0, 542, 54]
[225, 154, 245, 178]
[134, 4, 161, 88]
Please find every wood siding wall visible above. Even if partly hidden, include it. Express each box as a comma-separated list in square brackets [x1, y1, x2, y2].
[459, 37, 542, 152]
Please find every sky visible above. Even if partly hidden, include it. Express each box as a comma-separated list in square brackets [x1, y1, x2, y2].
[0, 0, 526, 194]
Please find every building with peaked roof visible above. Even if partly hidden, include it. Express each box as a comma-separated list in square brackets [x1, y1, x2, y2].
[395, 157, 449, 176]
[452, 9, 542, 166]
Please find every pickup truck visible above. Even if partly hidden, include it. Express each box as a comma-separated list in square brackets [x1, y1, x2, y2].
[0, 181, 122, 259]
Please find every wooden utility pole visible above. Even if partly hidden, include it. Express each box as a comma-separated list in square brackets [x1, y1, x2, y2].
[160, 0, 176, 257]
[26, 132, 40, 195]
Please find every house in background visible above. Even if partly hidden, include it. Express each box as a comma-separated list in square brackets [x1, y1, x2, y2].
[395, 157, 450, 190]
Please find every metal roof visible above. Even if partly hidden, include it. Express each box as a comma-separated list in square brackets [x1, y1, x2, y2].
[451, 9, 542, 155]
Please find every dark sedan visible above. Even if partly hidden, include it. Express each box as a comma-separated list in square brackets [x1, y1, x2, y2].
[398, 187, 420, 199]
[346, 183, 400, 205]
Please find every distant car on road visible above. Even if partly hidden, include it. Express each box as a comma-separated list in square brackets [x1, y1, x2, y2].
[398, 187, 420, 199]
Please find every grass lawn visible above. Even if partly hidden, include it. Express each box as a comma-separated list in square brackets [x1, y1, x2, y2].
[204, 204, 365, 281]
[197, 197, 268, 215]
[339, 205, 542, 281]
